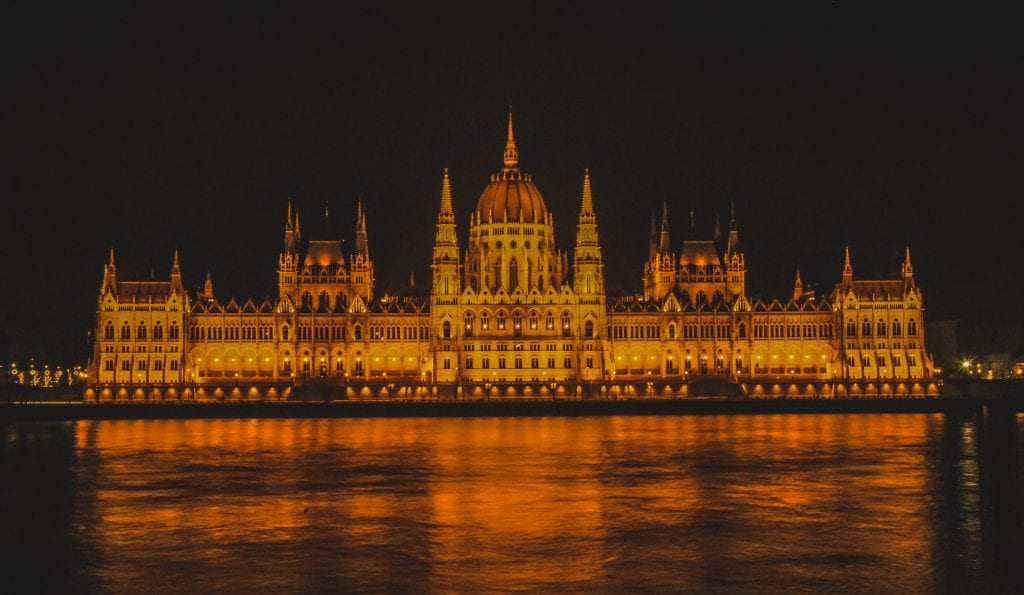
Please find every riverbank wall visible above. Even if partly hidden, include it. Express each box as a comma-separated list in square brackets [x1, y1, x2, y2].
[2, 395, 1022, 421]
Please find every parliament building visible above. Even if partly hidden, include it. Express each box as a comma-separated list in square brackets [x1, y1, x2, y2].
[86, 115, 939, 400]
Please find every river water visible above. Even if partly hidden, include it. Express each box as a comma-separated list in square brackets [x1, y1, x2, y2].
[3, 413, 1023, 593]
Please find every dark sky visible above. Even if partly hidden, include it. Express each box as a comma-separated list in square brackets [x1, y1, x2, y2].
[6, 1, 1023, 362]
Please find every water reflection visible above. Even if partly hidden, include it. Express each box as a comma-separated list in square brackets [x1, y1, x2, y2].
[2, 413, 1022, 592]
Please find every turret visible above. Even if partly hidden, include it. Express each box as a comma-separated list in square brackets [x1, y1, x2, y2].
[100, 247, 117, 298]
[643, 202, 676, 301]
[349, 200, 374, 302]
[792, 269, 803, 302]
[170, 249, 183, 294]
[901, 245, 915, 290]
[278, 200, 300, 303]
[842, 246, 853, 287]
[203, 271, 214, 304]
[723, 201, 745, 297]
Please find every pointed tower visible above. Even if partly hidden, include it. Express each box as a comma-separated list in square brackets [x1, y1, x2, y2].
[792, 269, 803, 302]
[723, 201, 746, 297]
[349, 199, 374, 302]
[100, 247, 117, 298]
[203, 271, 215, 304]
[644, 202, 676, 301]
[901, 245, 915, 285]
[842, 246, 853, 286]
[431, 168, 461, 300]
[278, 199, 300, 303]
[170, 249, 183, 294]
[573, 169, 605, 300]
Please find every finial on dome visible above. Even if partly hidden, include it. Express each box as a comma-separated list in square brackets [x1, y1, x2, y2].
[503, 111, 519, 170]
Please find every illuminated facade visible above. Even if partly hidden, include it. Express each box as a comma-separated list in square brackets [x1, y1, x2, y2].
[87, 114, 938, 399]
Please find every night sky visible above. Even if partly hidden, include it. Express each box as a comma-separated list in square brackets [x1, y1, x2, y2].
[7, 2, 1022, 363]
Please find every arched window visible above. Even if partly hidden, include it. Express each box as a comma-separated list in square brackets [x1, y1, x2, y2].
[561, 312, 571, 337]
[318, 291, 330, 310]
[464, 312, 474, 336]
[465, 357, 474, 369]
[584, 320, 594, 338]
[301, 292, 313, 310]
[121, 322, 131, 339]
[877, 319, 887, 337]
[513, 312, 522, 333]
[861, 319, 871, 336]
[546, 312, 554, 330]
[282, 325, 290, 341]
[353, 325, 362, 340]
[170, 322, 179, 339]
[737, 323, 746, 338]
[137, 323, 147, 340]
[907, 318, 917, 336]
[846, 319, 856, 336]
[497, 311, 506, 330]
[104, 321, 114, 339]
[668, 323, 676, 339]
[153, 322, 163, 340]
[892, 320, 902, 336]
[509, 258, 519, 292]
[442, 321, 451, 339]
[529, 312, 539, 330]
[481, 312, 490, 330]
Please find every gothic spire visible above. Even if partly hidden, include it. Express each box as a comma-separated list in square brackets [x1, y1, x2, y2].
[440, 167, 453, 217]
[581, 168, 594, 214]
[901, 245, 915, 281]
[658, 201, 671, 254]
[842, 246, 853, 284]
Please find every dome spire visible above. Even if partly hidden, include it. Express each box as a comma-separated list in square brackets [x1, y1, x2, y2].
[503, 111, 519, 170]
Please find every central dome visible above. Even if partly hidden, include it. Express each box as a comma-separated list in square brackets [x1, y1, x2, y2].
[475, 170, 548, 223]
[474, 113, 548, 223]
